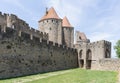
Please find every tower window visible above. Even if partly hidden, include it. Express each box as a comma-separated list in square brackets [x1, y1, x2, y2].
[79, 36, 81, 39]
[52, 20, 53, 22]
[49, 27, 51, 30]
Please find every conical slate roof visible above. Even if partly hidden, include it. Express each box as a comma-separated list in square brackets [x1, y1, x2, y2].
[62, 16, 73, 27]
[40, 7, 61, 21]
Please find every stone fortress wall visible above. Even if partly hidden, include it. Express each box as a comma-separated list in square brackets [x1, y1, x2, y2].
[0, 9, 120, 79]
[0, 12, 78, 79]
[75, 31, 120, 71]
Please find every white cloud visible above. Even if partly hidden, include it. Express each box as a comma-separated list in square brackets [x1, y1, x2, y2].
[0, 0, 35, 18]
[88, 32, 113, 42]
[1, 0, 24, 10]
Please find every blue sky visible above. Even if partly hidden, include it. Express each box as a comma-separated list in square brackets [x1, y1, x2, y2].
[0, 0, 120, 57]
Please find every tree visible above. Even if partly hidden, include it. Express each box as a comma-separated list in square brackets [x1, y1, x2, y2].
[114, 40, 120, 58]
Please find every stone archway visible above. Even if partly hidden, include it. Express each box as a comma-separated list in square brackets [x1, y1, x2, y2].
[86, 49, 92, 69]
[79, 50, 84, 68]
[105, 49, 110, 58]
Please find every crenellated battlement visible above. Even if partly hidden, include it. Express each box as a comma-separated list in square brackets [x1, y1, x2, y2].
[84, 40, 111, 48]
[0, 12, 8, 18]
[0, 26, 76, 53]
[91, 40, 111, 45]
[75, 38, 111, 51]
[0, 11, 49, 40]
[40, 38, 76, 52]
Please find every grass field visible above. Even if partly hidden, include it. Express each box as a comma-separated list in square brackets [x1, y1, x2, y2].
[0, 68, 118, 83]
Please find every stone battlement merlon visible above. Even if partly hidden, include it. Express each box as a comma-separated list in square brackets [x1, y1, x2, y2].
[0, 12, 8, 18]
[89, 40, 111, 46]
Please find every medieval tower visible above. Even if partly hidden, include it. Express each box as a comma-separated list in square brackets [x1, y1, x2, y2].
[38, 7, 74, 47]
[38, 7, 62, 44]
[62, 16, 74, 47]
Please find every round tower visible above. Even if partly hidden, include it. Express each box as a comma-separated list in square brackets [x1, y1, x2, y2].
[62, 16, 74, 48]
[38, 7, 62, 44]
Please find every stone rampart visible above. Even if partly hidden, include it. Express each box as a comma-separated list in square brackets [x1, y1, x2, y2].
[0, 27, 78, 79]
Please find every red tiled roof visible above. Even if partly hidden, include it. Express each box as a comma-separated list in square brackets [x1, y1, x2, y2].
[40, 7, 61, 21]
[62, 16, 73, 27]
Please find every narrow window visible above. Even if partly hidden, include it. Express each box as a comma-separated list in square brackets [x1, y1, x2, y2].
[49, 27, 51, 30]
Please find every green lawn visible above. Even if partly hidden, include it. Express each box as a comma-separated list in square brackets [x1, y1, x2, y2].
[0, 68, 118, 83]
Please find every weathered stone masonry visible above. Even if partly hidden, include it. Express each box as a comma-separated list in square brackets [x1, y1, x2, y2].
[0, 27, 78, 79]
[0, 7, 120, 79]
[93, 59, 120, 71]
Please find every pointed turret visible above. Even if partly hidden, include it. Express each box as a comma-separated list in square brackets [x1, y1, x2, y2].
[38, 7, 62, 44]
[62, 16, 74, 47]
[62, 16, 73, 27]
[39, 7, 61, 21]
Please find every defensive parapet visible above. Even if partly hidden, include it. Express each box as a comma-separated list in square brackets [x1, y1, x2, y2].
[0, 25, 78, 79]
[0, 25, 76, 53]
[86, 40, 111, 48]
[0, 11, 49, 40]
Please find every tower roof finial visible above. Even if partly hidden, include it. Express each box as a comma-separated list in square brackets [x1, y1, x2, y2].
[46, 7, 48, 15]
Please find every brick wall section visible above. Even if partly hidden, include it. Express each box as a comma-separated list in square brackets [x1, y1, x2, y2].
[0, 27, 78, 79]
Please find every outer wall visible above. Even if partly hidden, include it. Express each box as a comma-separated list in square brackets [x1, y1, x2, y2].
[0, 27, 78, 79]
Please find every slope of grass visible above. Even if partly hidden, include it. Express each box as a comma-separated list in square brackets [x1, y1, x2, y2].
[0, 68, 118, 83]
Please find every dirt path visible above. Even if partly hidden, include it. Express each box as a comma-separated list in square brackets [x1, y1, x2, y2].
[13, 70, 71, 83]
